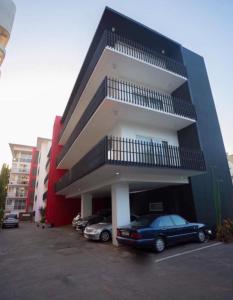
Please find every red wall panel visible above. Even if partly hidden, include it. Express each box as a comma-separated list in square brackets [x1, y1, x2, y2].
[46, 116, 80, 226]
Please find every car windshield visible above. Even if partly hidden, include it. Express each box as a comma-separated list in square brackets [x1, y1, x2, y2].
[131, 215, 155, 227]
[82, 215, 98, 221]
[102, 216, 112, 223]
[5, 214, 17, 219]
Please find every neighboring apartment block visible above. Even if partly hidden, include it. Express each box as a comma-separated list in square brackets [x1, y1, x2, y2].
[33, 138, 51, 222]
[0, 0, 16, 71]
[43, 7, 232, 245]
[5, 144, 33, 214]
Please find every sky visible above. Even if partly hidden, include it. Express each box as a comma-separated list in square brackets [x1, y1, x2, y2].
[0, 0, 232, 167]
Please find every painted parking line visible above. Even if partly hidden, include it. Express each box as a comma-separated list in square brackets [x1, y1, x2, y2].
[155, 242, 222, 263]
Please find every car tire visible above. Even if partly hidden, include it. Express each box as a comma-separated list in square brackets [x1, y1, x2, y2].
[197, 230, 206, 243]
[154, 237, 166, 253]
[100, 230, 111, 242]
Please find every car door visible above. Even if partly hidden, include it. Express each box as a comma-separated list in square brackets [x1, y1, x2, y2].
[153, 216, 177, 244]
[170, 215, 195, 242]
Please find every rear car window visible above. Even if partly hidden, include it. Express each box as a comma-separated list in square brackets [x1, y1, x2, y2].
[170, 215, 187, 226]
[131, 216, 154, 227]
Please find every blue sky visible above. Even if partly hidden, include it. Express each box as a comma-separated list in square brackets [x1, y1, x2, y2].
[0, 0, 232, 166]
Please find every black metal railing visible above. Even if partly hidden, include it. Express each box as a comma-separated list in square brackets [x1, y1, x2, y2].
[45, 158, 50, 169]
[106, 31, 187, 78]
[55, 136, 205, 192]
[44, 173, 49, 184]
[56, 77, 196, 166]
[43, 191, 47, 201]
[60, 30, 187, 140]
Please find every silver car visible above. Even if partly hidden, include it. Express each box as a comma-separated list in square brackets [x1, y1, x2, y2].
[84, 218, 112, 242]
[84, 215, 138, 242]
[2, 214, 19, 229]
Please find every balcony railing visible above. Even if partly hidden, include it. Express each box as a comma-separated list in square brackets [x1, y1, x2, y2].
[45, 158, 50, 169]
[43, 191, 47, 201]
[11, 168, 30, 174]
[57, 77, 196, 166]
[61, 30, 187, 139]
[55, 136, 205, 192]
[44, 173, 49, 184]
[8, 181, 29, 185]
[7, 192, 27, 198]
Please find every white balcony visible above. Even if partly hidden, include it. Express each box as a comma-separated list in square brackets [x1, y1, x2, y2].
[57, 78, 195, 170]
[59, 31, 187, 145]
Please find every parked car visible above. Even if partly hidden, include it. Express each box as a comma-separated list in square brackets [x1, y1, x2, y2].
[2, 214, 19, 229]
[72, 213, 81, 228]
[117, 214, 212, 252]
[84, 214, 139, 242]
[76, 209, 111, 233]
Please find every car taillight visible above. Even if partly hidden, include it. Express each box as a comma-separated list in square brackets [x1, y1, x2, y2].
[130, 232, 142, 240]
[117, 229, 121, 236]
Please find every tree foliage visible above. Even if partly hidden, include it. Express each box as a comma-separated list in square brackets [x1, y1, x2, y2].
[0, 164, 10, 224]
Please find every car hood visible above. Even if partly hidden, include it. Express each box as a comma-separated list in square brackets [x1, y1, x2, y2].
[4, 218, 18, 223]
[86, 223, 112, 230]
[189, 222, 206, 228]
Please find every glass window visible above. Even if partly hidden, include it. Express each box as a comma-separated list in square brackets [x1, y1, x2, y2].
[131, 216, 155, 227]
[170, 215, 187, 226]
[155, 216, 174, 227]
[14, 199, 26, 210]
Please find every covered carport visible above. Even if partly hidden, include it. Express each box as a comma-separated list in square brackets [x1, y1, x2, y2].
[56, 164, 201, 245]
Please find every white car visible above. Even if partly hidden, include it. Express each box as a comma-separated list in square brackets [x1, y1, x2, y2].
[72, 213, 81, 228]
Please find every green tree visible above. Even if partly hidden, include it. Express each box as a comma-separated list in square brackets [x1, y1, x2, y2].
[0, 164, 10, 225]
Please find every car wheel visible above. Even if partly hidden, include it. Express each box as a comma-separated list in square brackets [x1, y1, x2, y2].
[100, 230, 111, 242]
[197, 230, 206, 243]
[154, 237, 166, 253]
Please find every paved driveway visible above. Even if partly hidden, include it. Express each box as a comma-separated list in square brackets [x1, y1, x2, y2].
[0, 223, 233, 300]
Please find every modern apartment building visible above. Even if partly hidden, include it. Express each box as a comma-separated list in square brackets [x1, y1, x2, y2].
[33, 138, 51, 222]
[6, 144, 33, 215]
[0, 0, 16, 71]
[46, 7, 232, 245]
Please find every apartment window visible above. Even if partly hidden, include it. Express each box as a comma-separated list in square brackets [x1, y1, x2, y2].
[6, 199, 13, 205]
[149, 202, 163, 212]
[14, 199, 26, 210]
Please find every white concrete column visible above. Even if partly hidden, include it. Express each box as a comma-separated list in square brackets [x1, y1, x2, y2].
[81, 193, 92, 218]
[111, 182, 130, 246]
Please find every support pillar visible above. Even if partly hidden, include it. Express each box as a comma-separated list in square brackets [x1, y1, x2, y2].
[81, 193, 92, 218]
[111, 182, 130, 246]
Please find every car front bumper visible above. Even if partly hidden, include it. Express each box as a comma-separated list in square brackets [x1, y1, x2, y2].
[3, 223, 18, 228]
[84, 232, 101, 240]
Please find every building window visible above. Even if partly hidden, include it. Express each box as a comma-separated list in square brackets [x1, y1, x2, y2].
[14, 199, 26, 210]
[149, 202, 163, 212]
[6, 199, 13, 205]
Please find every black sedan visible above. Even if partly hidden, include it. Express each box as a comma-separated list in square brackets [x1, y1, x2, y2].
[117, 214, 211, 252]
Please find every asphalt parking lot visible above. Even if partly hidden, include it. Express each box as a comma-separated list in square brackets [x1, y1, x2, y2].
[0, 223, 233, 300]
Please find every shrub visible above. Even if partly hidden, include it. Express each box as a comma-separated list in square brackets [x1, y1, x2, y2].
[217, 219, 233, 242]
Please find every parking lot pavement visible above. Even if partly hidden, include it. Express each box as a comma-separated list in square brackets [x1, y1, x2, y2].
[0, 223, 233, 300]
